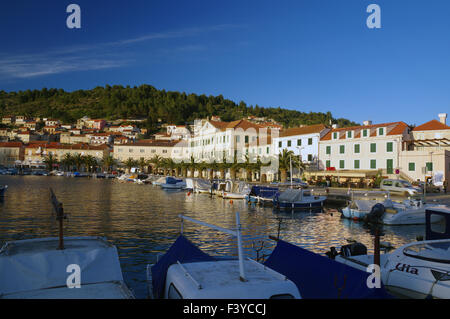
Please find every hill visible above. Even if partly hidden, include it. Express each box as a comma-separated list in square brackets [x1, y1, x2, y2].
[0, 85, 358, 132]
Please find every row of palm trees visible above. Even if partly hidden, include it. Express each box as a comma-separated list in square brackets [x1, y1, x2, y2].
[121, 149, 305, 183]
[42, 149, 305, 182]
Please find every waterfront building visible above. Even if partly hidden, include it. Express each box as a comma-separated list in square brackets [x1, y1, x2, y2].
[112, 140, 184, 164]
[399, 113, 450, 185]
[2, 115, 15, 125]
[274, 124, 331, 169]
[314, 121, 412, 185]
[0, 142, 24, 167]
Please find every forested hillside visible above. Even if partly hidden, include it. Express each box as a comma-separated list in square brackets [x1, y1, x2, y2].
[0, 85, 358, 132]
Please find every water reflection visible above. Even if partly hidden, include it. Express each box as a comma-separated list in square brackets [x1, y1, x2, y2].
[0, 176, 426, 298]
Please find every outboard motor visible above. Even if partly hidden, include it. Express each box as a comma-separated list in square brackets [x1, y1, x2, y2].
[339, 242, 368, 257]
[364, 203, 385, 225]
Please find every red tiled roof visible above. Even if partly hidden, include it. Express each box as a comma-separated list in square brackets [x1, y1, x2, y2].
[279, 124, 327, 137]
[413, 119, 450, 131]
[0, 142, 23, 147]
[321, 121, 408, 141]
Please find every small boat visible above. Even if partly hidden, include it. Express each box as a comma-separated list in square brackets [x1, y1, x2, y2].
[0, 189, 134, 299]
[222, 181, 251, 199]
[146, 213, 302, 299]
[246, 186, 279, 204]
[342, 198, 446, 225]
[329, 206, 450, 299]
[212, 180, 232, 196]
[186, 178, 213, 194]
[0, 185, 8, 196]
[160, 177, 186, 190]
[273, 188, 326, 210]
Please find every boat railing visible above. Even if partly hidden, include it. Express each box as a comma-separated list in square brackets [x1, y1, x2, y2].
[178, 212, 247, 282]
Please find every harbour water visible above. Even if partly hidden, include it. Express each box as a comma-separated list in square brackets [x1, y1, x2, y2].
[0, 176, 426, 298]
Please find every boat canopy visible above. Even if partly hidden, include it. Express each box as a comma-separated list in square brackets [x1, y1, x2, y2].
[250, 186, 279, 198]
[263, 239, 392, 299]
[277, 189, 304, 203]
[0, 237, 128, 298]
[151, 235, 216, 299]
[165, 177, 183, 184]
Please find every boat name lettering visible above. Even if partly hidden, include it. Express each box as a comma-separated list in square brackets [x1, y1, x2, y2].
[395, 263, 419, 275]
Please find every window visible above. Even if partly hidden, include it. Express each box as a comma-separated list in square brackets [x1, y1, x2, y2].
[326, 146, 331, 155]
[308, 154, 313, 161]
[326, 160, 331, 168]
[354, 160, 360, 169]
[408, 162, 415, 171]
[354, 144, 360, 153]
[339, 160, 345, 169]
[347, 131, 352, 138]
[287, 140, 291, 147]
[308, 138, 313, 145]
[426, 162, 433, 172]
[378, 128, 384, 136]
[163, 150, 167, 153]
[151, 149, 156, 153]
[362, 129, 368, 137]
[387, 142, 393, 152]
[339, 145, 345, 154]
[245, 136, 249, 143]
[370, 143, 376, 153]
[140, 149, 144, 153]
[297, 139, 301, 146]
[267, 147, 269, 154]
[370, 159, 376, 169]
[278, 141, 282, 148]
[236, 136, 240, 143]
[333, 132, 338, 139]
[129, 149, 133, 153]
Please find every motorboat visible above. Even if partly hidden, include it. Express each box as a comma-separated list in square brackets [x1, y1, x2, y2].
[342, 198, 446, 225]
[222, 181, 251, 199]
[212, 180, 232, 196]
[246, 186, 279, 204]
[0, 236, 134, 299]
[329, 206, 450, 299]
[160, 177, 186, 190]
[186, 178, 213, 194]
[0, 189, 134, 299]
[273, 188, 326, 210]
[146, 213, 301, 299]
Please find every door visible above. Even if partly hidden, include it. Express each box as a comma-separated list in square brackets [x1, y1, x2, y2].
[387, 159, 393, 174]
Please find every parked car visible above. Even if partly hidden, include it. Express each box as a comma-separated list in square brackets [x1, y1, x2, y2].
[380, 179, 421, 196]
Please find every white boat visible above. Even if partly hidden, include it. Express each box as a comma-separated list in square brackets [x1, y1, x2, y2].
[186, 178, 213, 194]
[146, 212, 301, 299]
[330, 206, 450, 299]
[152, 176, 167, 186]
[222, 181, 251, 199]
[0, 236, 134, 299]
[273, 188, 326, 210]
[342, 198, 446, 225]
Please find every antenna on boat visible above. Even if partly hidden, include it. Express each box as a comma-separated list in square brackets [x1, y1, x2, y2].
[50, 188, 66, 250]
[178, 212, 247, 282]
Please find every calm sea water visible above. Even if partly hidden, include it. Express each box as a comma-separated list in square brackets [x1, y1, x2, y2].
[0, 176, 426, 298]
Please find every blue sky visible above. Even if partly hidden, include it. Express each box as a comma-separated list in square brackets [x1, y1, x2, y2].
[0, 0, 449, 126]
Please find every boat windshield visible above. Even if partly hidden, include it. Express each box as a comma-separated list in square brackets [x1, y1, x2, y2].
[403, 241, 450, 264]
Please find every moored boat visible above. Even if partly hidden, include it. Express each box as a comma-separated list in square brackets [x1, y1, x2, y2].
[329, 206, 450, 299]
[273, 188, 326, 210]
[246, 185, 279, 204]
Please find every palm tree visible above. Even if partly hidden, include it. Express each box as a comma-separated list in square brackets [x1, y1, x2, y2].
[83, 155, 98, 173]
[188, 155, 197, 178]
[149, 155, 162, 175]
[123, 157, 137, 173]
[138, 157, 149, 173]
[61, 153, 74, 172]
[72, 153, 83, 172]
[278, 149, 300, 183]
[43, 153, 58, 171]
[102, 154, 116, 173]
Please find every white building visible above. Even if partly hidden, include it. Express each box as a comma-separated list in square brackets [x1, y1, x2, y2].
[274, 124, 330, 167]
[399, 113, 450, 185]
[318, 121, 412, 175]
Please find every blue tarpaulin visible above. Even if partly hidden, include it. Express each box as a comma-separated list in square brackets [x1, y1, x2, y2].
[151, 235, 215, 298]
[264, 240, 392, 299]
[165, 177, 183, 184]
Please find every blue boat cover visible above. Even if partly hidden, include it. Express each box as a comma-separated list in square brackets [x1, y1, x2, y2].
[250, 186, 279, 198]
[264, 240, 392, 299]
[151, 235, 215, 298]
[165, 177, 183, 184]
